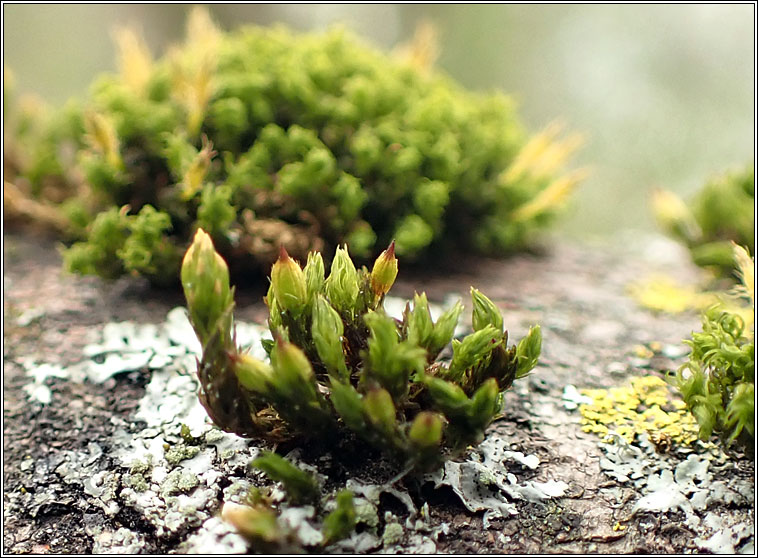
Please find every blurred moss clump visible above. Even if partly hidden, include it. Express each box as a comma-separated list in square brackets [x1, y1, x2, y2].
[4, 8, 582, 286]
[653, 164, 754, 276]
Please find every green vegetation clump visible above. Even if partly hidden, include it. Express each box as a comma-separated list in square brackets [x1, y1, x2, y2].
[181, 228, 541, 471]
[4, 8, 581, 285]
[653, 164, 754, 275]
[222, 468, 357, 550]
[675, 245, 754, 450]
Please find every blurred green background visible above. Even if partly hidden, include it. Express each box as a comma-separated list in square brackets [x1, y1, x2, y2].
[3, 4, 754, 240]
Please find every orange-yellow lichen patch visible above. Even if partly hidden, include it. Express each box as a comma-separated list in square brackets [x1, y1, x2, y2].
[579, 375, 700, 447]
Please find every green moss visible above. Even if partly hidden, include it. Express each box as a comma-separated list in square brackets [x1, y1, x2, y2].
[6, 9, 580, 285]
[322, 490, 357, 545]
[653, 164, 754, 276]
[251, 452, 320, 505]
[675, 245, 754, 450]
[181, 230, 541, 472]
[676, 308, 754, 448]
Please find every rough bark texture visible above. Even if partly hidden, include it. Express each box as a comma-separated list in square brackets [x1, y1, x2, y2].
[3, 231, 754, 554]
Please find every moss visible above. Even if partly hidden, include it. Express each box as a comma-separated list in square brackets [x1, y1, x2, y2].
[674, 247, 754, 450]
[653, 164, 754, 277]
[182, 230, 542, 472]
[5, 9, 580, 285]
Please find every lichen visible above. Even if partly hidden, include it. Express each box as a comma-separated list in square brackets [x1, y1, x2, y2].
[352, 499, 379, 531]
[123, 473, 149, 492]
[382, 520, 405, 546]
[160, 469, 200, 497]
[578, 375, 701, 448]
[427, 435, 569, 528]
[596, 430, 753, 548]
[626, 275, 718, 314]
[164, 444, 201, 466]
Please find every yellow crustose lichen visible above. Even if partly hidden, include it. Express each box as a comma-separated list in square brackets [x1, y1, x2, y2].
[579, 376, 700, 447]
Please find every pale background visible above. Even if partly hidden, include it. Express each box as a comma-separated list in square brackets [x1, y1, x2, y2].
[3, 4, 755, 240]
